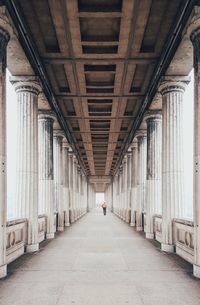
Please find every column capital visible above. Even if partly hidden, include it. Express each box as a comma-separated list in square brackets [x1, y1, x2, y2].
[0, 26, 9, 52]
[127, 149, 132, 157]
[150, 92, 162, 110]
[144, 110, 162, 122]
[159, 76, 190, 95]
[135, 129, 146, 139]
[10, 76, 41, 95]
[185, 6, 200, 41]
[53, 129, 65, 139]
[38, 110, 56, 121]
[122, 155, 127, 164]
[68, 148, 74, 157]
[130, 138, 138, 150]
[62, 138, 70, 149]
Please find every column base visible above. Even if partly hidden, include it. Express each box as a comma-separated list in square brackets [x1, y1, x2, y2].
[145, 232, 154, 239]
[57, 226, 64, 232]
[0, 264, 7, 279]
[161, 243, 174, 253]
[130, 223, 135, 227]
[65, 222, 70, 227]
[193, 264, 200, 278]
[46, 232, 55, 239]
[136, 226, 143, 231]
[26, 243, 39, 253]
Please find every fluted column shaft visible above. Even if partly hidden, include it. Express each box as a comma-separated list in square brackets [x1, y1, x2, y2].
[130, 139, 138, 226]
[38, 111, 55, 239]
[0, 28, 9, 279]
[68, 151, 75, 222]
[12, 76, 40, 253]
[123, 157, 128, 222]
[62, 140, 70, 226]
[126, 152, 132, 223]
[53, 132, 64, 231]
[73, 157, 78, 221]
[136, 133, 147, 231]
[77, 167, 80, 218]
[160, 77, 188, 252]
[191, 25, 200, 277]
[119, 167, 123, 218]
[145, 111, 162, 239]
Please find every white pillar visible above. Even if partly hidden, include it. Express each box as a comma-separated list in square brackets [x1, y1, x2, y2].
[144, 110, 162, 239]
[135, 131, 147, 231]
[160, 77, 189, 252]
[62, 139, 70, 227]
[53, 130, 64, 231]
[0, 27, 9, 278]
[73, 156, 78, 221]
[122, 157, 127, 221]
[130, 139, 138, 226]
[77, 166, 81, 219]
[126, 151, 132, 223]
[190, 17, 200, 277]
[12, 76, 41, 253]
[68, 149, 75, 222]
[38, 110, 56, 239]
[119, 166, 123, 218]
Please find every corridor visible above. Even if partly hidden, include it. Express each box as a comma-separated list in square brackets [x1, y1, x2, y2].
[1, 211, 200, 305]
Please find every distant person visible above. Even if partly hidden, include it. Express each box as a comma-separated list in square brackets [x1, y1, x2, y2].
[101, 201, 108, 216]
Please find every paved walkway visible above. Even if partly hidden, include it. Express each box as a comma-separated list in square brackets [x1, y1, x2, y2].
[1, 210, 200, 305]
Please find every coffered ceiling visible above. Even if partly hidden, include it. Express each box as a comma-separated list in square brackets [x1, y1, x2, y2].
[9, 0, 185, 179]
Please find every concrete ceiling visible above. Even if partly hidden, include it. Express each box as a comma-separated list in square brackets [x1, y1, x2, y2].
[8, 0, 188, 182]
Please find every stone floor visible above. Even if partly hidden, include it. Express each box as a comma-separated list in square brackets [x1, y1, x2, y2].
[1, 210, 200, 305]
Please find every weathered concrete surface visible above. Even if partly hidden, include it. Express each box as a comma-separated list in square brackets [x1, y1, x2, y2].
[1, 210, 200, 305]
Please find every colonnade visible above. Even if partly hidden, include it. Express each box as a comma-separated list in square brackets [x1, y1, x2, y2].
[113, 9, 200, 279]
[0, 20, 89, 278]
[113, 81, 189, 242]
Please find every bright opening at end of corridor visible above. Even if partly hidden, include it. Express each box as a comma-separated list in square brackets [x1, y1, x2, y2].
[95, 192, 105, 208]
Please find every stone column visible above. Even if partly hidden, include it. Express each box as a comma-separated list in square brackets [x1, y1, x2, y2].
[11, 76, 41, 253]
[123, 156, 129, 222]
[160, 76, 189, 252]
[119, 166, 123, 218]
[122, 157, 127, 221]
[144, 110, 162, 239]
[77, 166, 80, 219]
[62, 139, 70, 227]
[135, 131, 147, 231]
[73, 156, 78, 221]
[130, 139, 138, 226]
[0, 28, 9, 278]
[126, 151, 132, 223]
[53, 130, 64, 231]
[117, 171, 120, 216]
[38, 110, 56, 239]
[190, 21, 200, 277]
[79, 169, 82, 217]
[68, 150, 75, 222]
